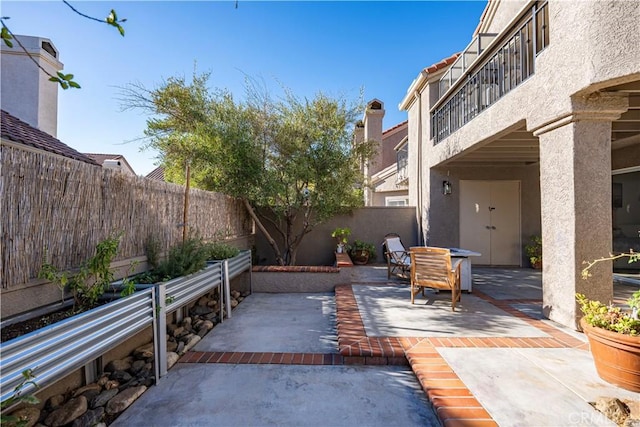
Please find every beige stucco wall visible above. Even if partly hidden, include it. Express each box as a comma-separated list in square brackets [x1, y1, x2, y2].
[255, 207, 419, 266]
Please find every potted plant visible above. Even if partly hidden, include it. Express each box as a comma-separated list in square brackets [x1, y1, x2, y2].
[576, 250, 640, 392]
[331, 227, 351, 254]
[349, 240, 377, 265]
[525, 235, 542, 269]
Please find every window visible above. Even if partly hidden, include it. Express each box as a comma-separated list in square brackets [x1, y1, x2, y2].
[386, 196, 409, 207]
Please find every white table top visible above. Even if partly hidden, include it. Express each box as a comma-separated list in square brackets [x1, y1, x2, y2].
[448, 248, 482, 257]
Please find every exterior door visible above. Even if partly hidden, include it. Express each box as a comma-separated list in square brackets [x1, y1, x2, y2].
[460, 180, 521, 266]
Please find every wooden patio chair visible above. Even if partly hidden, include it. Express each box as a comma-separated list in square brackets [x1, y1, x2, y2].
[382, 233, 411, 279]
[409, 246, 463, 311]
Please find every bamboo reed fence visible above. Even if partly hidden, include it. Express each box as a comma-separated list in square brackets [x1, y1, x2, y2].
[0, 146, 253, 289]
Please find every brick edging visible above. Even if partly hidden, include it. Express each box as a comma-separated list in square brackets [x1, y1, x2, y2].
[252, 265, 340, 273]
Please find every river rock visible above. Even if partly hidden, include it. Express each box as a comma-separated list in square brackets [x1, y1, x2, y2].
[592, 397, 629, 425]
[207, 300, 218, 308]
[110, 370, 132, 383]
[182, 317, 192, 326]
[231, 290, 241, 299]
[130, 359, 147, 374]
[90, 388, 119, 409]
[167, 351, 180, 369]
[197, 296, 209, 306]
[170, 326, 184, 338]
[5, 406, 40, 427]
[104, 380, 120, 390]
[45, 396, 87, 427]
[73, 383, 101, 398]
[71, 407, 104, 427]
[176, 341, 185, 354]
[105, 386, 147, 415]
[183, 334, 201, 352]
[105, 357, 133, 372]
[133, 343, 154, 359]
[230, 299, 238, 308]
[191, 306, 212, 316]
[97, 375, 110, 387]
[46, 394, 65, 409]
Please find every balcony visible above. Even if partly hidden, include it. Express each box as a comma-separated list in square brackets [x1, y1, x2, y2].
[432, 1, 549, 144]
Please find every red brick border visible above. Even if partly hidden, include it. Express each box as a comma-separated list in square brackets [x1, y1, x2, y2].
[252, 265, 340, 273]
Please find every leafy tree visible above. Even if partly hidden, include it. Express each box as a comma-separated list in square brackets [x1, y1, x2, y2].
[1, 0, 126, 89]
[121, 72, 375, 265]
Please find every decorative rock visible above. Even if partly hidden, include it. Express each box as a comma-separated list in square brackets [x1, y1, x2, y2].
[170, 326, 184, 338]
[203, 312, 217, 321]
[231, 290, 241, 299]
[191, 306, 212, 316]
[182, 317, 192, 326]
[167, 351, 180, 369]
[230, 299, 239, 308]
[97, 375, 110, 387]
[45, 396, 87, 427]
[179, 333, 194, 344]
[625, 399, 640, 420]
[197, 296, 209, 306]
[73, 383, 101, 398]
[130, 359, 147, 374]
[71, 407, 104, 427]
[90, 388, 119, 409]
[133, 343, 154, 359]
[193, 319, 204, 330]
[105, 386, 147, 415]
[105, 357, 133, 372]
[238, 296, 244, 302]
[200, 320, 214, 331]
[110, 370, 133, 383]
[104, 380, 120, 390]
[592, 397, 629, 425]
[207, 300, 218, 308]
[176, 341, 185, 354]
[5, 406, 40, 427]
[166, 340, 178, 353]
[78, 390, 100, 404]
[183, 335, 201, 352]
[46, 394, 66, 409]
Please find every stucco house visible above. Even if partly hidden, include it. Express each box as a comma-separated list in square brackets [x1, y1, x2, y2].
[355, 99, 409, 207]
[84, 153, 137, 175]
[400, 0, 640, 329]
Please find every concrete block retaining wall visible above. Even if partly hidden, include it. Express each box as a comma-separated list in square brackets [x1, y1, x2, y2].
[251, 266, 352, 293]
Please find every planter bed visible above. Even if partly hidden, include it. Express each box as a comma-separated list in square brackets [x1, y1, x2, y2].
[252, 265, 349, 292]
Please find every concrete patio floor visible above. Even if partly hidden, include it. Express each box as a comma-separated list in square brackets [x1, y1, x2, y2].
[114, 266, 639, 427]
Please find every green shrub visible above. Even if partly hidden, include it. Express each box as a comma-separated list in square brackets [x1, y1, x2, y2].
[152, 237, 209, 281]
[206, 242, 240, 260]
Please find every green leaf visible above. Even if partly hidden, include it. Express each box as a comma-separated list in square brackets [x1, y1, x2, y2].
[57, 71, 65, 79]
[49, 76, 60, 83]
[69, 81, 81, 89]
[117, 24, 125, 36]
[63, 73, 74, 81]
[1, 27, 13, 47]
[60, 81, 69, 90]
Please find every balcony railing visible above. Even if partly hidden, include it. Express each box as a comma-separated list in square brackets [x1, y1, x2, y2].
[432, 1, 549, 144]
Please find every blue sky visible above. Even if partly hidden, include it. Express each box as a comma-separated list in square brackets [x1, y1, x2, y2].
[2, 1, 486, 176]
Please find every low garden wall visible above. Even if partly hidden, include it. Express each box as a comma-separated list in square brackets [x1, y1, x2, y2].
[251, 265, 353, 293]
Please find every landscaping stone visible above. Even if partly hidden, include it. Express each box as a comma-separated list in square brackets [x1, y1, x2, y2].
[167, 352, 180, 369]
[170, 326, 184, 338]
[104, 358, 132, 372]
[176, 341, 185, 354]
[130, 359, 147, 374]
[105, 386, 147, 415]
[71, 407, 104, 427]
[191, 306, 212, 316]
[182, 334, 201, 352]
[73, 383, 101, 398]
[110, 370, 132, 383]
[45, 396, 87, 427]
[5, 406, 40, 427]
[46, 394, 65, 410]
[91, 389, 119, 409]
[104, 380, 120, 390]
[133, 343, 154, 359]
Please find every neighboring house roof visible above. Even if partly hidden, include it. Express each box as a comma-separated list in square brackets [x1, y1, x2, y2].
[423, 53, 460, 74]
[0, 109, 98, 165]
[383, 120, 408, 136]
[146, 166, 165, 181]
[84, 153, 136, 175]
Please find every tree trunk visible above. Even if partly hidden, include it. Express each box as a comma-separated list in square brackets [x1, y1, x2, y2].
[242, 199, 285, 266]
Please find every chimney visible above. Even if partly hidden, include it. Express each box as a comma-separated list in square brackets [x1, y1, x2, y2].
[1, 35, 63, 137]
[361, 99, 385, 206]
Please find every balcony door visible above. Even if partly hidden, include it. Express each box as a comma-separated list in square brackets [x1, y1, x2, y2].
[460, 180, 521, 266]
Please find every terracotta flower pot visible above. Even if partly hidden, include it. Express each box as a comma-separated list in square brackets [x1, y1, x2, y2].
[351, 250, 369, 265]
[580, 317, 640, 392]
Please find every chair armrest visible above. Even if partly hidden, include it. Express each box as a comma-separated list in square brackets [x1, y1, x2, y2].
[451, 258, 463, 273]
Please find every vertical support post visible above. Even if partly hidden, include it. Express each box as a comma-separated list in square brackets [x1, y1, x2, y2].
[224, 260, 232, 320]
[154, 284, 168, 379]
[219, 262, 224, 323]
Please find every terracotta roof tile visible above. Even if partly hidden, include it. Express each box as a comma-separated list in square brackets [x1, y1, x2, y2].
[383, 120, 408, 136]
[423, 53, 461, 74]
[1, 110, 98, 165]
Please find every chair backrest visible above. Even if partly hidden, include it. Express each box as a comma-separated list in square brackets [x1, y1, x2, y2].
[409, 246, 454, 290]
[385, 237, 406, 254]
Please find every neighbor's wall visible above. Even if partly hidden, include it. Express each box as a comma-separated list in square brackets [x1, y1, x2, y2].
[1, 146, 254, 317]
[255, 207, 418, 266]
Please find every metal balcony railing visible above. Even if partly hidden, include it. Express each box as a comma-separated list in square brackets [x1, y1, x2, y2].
[432, 1, 549, 144]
